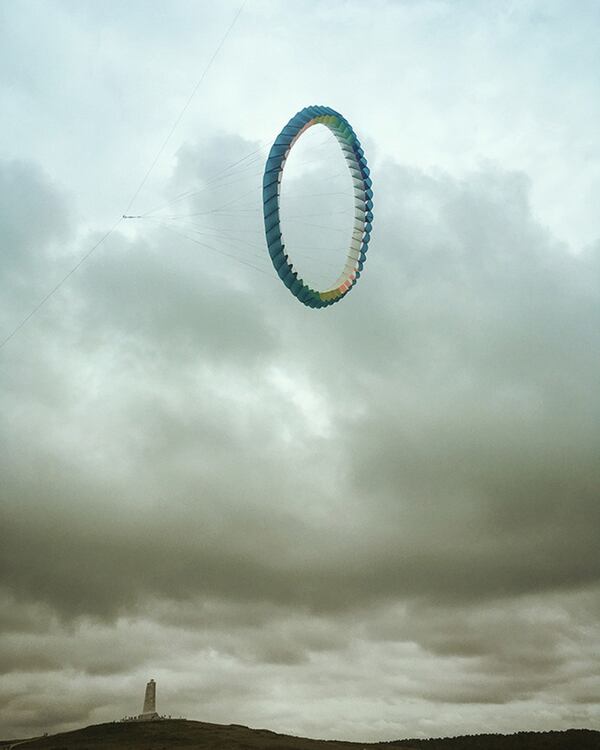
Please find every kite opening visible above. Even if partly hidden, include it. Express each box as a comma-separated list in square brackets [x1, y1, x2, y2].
[279, 124, 355, 293]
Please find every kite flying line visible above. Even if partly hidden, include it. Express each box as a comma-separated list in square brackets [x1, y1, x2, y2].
[123, 0, 248, 217]
[0, 0, 247, 352]
[0, 217, 124, 351]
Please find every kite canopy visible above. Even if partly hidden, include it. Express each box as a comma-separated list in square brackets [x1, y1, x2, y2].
[262, 105, 373, 308]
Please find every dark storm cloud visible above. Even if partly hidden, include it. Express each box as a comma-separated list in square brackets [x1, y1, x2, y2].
[2, 148, 599, 624]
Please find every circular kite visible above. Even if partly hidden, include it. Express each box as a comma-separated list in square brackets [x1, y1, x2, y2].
[262, 105, 373, 308]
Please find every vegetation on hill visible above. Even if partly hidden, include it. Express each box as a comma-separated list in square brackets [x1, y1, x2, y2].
[3, 720, 599, 750]
[388, 729, 600, 750]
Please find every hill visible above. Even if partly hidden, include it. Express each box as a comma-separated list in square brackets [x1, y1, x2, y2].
[390, 729, 600, 749]
[1, 720, 598, 750]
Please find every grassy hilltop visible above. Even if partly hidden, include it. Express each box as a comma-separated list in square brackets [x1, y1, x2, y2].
[2, 720, 599, 750]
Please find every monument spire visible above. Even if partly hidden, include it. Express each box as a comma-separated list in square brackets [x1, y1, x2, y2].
[141, 678, 158, 719]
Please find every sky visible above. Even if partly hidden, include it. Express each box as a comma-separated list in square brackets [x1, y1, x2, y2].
[1, 0, 599, 743]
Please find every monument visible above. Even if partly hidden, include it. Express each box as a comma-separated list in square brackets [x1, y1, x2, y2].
[121, 679, 164, 722]
[141, 678, 158, 720]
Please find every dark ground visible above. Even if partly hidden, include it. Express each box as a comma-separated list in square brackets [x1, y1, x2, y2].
[1, 720, 598, 750]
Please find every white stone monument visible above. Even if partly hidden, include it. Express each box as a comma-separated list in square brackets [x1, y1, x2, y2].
[140, 678, 158, 720]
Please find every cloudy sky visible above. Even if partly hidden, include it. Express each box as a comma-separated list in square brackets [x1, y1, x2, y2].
[1, 0, 599, 743]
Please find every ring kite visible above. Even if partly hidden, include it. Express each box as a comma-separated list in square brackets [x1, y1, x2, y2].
[262, 105, 373, 308]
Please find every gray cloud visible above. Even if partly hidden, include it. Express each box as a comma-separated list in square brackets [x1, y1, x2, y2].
[2, 150, 600, 610]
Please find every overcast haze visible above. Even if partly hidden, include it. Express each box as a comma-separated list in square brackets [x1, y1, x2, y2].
[1, 0, 599, 743]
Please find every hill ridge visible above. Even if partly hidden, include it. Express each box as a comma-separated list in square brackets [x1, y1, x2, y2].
[2, 719, 598, 750]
